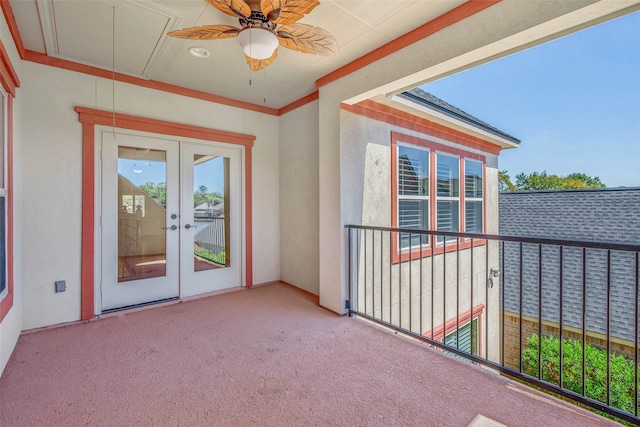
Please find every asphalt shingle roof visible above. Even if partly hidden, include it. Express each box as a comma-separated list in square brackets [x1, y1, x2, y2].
[401, 88, 521, 144]
[499, 188, 640, 342]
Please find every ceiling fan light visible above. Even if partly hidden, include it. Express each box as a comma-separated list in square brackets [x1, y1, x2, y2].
[237, 27, 278, 60]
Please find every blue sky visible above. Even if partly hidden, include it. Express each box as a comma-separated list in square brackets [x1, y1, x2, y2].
[420, 11, 639, 188]
[120, 156, 224, 194]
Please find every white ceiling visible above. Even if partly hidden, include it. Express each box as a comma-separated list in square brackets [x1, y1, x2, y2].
[9, 0, 467, 109]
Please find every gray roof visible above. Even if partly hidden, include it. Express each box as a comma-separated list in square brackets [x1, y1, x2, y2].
[499, 188, 640, 342]
[500, 187, 640, 244]
[400, 88, 520, 145]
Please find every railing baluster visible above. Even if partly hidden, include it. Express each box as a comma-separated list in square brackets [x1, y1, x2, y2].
[501, 241, 505, 367]
[420, 235, 423, 336]
[582, 248, 587, 398]
[348, 226, 352, 316]
[606, 249, 611, 407]
[409, 232, 413, 332]
[443, 233, 447, 347]
[399, 231, 402, 329]
[380, 230, 384, 320]
[470, 239, 474, 356]
[364, 229, 367, 316]
[387, 230, 391, 324]
[431, 234, 435, 341]
[635, 251, 639, 417]
[538, 244, 542, 381]
[456, 237, 460, 351]
[372, 228, 375, 319]
[559, 246, 564, 389]
[519, 242, 523, 373]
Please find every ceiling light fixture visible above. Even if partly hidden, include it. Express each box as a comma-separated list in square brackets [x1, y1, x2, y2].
[188, 47, 210, 58]
[236, 27, 278, 60]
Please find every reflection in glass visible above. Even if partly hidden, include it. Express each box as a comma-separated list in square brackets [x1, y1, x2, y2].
[192, 155, 229, 272]
[117, 147, 167, 282]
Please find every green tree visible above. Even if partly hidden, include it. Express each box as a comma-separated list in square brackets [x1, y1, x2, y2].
[138, 182, 166, 205]
[522, 334, 635, 414]
[499, 170, 516, 192]
[499, 171, 606, 191]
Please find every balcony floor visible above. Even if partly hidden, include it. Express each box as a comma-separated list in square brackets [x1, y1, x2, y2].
[0, 282, 621, 426]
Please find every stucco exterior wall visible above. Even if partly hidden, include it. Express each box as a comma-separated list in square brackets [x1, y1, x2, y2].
[341, 110, 501, 361]
[19, 61, 280, 330]
[279, 101, 319, 295]
[318, 0, 619, 315]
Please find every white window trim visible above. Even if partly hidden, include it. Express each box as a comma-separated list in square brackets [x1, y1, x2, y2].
[435, 152, 460, 244]
[463, 158, 484, 235]
[397, 142, 430, 251]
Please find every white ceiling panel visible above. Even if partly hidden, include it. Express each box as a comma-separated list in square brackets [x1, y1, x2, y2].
[10, 0, 466, 108]
[50, 0, 176, 76]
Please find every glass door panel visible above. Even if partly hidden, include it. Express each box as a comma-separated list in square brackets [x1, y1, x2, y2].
[101, 132, 179, 312]
[180, 143, 241, 297]
[117, 147, 167, 282]
[192, 154, 230, 272]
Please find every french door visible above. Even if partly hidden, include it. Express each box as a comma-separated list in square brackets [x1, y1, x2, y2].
[100, 131, 242, 311]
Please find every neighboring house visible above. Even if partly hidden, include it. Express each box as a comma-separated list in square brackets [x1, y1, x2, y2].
[344, 87, 519, 361]
[499, 188, 640, 367]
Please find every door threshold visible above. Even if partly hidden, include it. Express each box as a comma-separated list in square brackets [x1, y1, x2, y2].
[101, 297, 179, 315]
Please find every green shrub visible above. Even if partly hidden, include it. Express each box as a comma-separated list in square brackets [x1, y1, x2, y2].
[521, 334, 636, 414]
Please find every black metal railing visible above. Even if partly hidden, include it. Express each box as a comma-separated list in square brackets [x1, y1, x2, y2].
[346, 224, 640, 425]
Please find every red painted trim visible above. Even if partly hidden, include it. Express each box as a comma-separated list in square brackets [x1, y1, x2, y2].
[0, 40, 19, 97]
[0, 0, 25, 59]
[0, 38, 16, 322]
[77, 107, 255, 318]
[424, 304, 485, 357]
[26, 50, 279, 116]
[0, 96, 14, 322]
[316, 0, 501, 88]
[343, 100, 501, 155]
[75, 107, 255, 147]
[80, 123, 95, 321]
[278, 91, 319, 116]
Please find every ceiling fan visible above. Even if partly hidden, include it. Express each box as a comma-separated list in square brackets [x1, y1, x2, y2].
[167, 0, 338, 71]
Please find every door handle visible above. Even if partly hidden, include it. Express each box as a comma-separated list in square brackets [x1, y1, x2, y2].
[163, 225, 178, 231]
[184, 224, 198, 230]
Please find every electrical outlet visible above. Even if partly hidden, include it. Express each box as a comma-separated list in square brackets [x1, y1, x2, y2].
[55, 280, 66, 293]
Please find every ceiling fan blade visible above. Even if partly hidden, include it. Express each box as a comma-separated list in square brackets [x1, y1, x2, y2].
[206, 0, 252, 19]
[277, 24, 338, 55]
[167, 25, 240, 40]
[246, 49, 278, 71]
[260, 0, 320, 25]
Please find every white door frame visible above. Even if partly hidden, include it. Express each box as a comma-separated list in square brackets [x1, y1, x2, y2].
[93, 125, 248, 314]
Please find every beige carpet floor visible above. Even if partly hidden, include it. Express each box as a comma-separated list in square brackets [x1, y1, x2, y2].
[0, 282, 621, 426]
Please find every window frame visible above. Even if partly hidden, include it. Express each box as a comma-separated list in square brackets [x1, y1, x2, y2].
[0, 90, 6, 300]
[391, 132, 486, 263]
[423, 304, 485, 358]
[464, 158, 484, 235]
[396, 142, 430, 251]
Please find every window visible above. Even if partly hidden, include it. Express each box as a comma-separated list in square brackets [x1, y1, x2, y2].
[443, 318, 479, 358]
[397, 145, 429, 249]
[465, 160, 483, 234]
[392, 133, 485, 257]
[436, 153, 459, 242]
